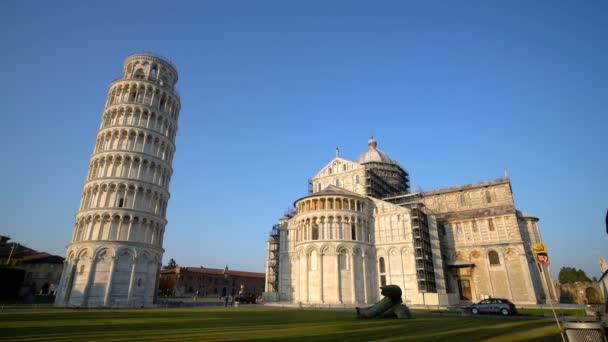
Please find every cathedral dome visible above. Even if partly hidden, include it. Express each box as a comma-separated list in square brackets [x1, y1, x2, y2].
[355, 137, 394, 164]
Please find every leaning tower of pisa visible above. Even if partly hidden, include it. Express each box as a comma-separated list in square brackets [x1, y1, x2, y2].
[55, 53, 181, 308]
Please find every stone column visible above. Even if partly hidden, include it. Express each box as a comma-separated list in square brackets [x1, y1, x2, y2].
[82, 257, 97, 307]
[304, 253, 309, 303]
[336, 252, 341, 303]
[126, 219, 134, 241]
[350, 252, 356, 304]
[362, 252, 368, 304]
[319, 252, 324, 303]
[116, 218, 123, 241]
[127, 256, 138, 306]
[103, 256, 117, 306]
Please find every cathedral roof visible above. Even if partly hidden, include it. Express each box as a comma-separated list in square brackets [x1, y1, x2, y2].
[294, 185, 365, 206]
[355, 137, 396, 164]
[517, 210, 539, 220]
[313, 185, 363, 197]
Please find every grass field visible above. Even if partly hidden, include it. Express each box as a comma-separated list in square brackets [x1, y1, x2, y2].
[517, 307, 585, 316]
[0, 307, 563, 341]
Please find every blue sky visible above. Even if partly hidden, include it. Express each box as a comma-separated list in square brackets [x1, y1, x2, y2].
[1, 1, 606, 279]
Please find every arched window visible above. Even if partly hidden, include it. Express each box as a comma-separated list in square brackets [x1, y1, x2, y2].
[488, 251, 500, 265]
[312, 224, 319, 240]
[355, 175, 359, 184]
[343, 164, 346, 171]
[485, 190, 492, 203]
[379, 257, 386, 273]
[328, 167, 332, 174]
[351, 223, 356, 240]
[335, 179, 340, 186]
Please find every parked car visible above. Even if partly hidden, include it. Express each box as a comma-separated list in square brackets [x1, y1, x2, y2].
[467, 298, 517, 316]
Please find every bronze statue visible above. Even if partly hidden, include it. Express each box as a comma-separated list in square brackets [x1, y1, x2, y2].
[356, 285, 412, 319]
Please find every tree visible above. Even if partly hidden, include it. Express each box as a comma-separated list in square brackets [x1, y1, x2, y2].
[558, 266, 591, 284]
[163, 258, 178, 269]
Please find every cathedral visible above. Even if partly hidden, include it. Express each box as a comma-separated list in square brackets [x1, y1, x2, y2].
[264, 138, 556, 306]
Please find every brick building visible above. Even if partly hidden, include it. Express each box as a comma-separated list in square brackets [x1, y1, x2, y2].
[159, 266, 264, 298]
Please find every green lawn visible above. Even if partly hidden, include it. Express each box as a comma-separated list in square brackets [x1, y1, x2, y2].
[0, 307, 563, 341]
[517, 307, 585, 317]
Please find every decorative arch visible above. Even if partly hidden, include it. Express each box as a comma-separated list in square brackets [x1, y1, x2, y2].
[335, 244, 352, 256]
[320, 244, 334, 256]
[115, 247, 136, 261]
[304, 244, 319, 255]
[94, 246, 116, 260]
[76, 247, 92, 261]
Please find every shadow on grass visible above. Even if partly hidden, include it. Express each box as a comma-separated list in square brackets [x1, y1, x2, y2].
[0, 308, 562, 341]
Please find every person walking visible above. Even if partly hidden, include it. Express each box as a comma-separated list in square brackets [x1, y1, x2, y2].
[224, 296, 228, 307]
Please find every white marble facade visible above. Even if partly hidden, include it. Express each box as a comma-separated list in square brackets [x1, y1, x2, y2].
[265, 138, 553, 306]
[55, 53, 180, 307]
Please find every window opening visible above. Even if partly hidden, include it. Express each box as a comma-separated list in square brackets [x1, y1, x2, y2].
[312, 224, 319, 240]
[488, 251, 500, 265]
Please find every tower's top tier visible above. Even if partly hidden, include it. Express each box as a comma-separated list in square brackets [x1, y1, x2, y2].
[122, 53, 179, 90]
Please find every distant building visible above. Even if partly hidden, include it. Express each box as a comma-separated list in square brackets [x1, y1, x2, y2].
[0, 238, 37, 266]
[0, 237, 64, 295]
[160, 266, 264, 298]
[265, 138, 556, 306]
[20, 253, 65, 295]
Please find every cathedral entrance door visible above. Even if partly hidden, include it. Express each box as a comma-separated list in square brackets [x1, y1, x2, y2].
[458, 279, 472, 300]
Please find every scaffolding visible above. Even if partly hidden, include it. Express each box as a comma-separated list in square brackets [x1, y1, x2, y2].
[267, 225, 280, 293]
[410, 205, 437, 293]
[363, 162, 410, 199]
